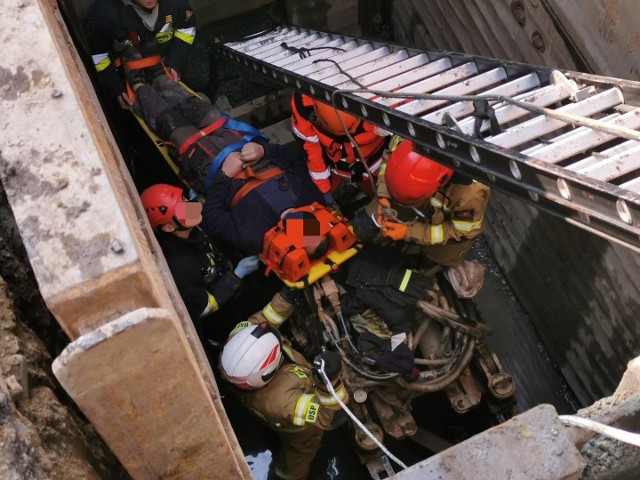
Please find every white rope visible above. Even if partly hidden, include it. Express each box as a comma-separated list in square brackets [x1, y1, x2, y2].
[315, 358, 408, 470]
[559, 415, 640, 447]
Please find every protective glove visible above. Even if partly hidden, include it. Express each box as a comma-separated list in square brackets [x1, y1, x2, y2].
[312, 350, 342, 385]
[279, 285, 302, 305]
[381, 221, 408, 241]
[375, 197, 391, 226]
[233, 255, 259, 279]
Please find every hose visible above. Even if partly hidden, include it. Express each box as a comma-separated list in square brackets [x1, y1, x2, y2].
[315, 358, 408, 470]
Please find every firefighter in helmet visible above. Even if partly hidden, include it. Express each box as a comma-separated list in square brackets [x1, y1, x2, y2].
[220, 291, 348, 480]
[86, 0, 196, 108]
[291, 92, 389, 204]
[352, 138, 491, 267]
[140, 184, 259, 325]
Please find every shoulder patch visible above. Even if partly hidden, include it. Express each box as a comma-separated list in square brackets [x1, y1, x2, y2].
[305, 401, 320, 423]
[289, 366, 308, 379]
[230, 321, 251, 335]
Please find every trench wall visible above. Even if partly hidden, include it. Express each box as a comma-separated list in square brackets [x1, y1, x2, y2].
[391, 0, 640, 405]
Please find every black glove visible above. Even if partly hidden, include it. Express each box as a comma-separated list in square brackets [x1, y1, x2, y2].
[279, 285, 302, 304]
[312, 350, 342, 385]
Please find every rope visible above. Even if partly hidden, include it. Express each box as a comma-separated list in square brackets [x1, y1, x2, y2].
[314, 358, 408, 470]
[559, 415, 640, 447]
[310, 58, 640, 144]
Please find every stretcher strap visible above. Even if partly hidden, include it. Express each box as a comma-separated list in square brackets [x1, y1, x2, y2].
[205, 141, 247, 190]
[178, 117, 228, 155]
[230, 166, 284, 208]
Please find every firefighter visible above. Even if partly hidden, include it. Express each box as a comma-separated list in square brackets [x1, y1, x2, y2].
[140, 184, 259, 324]
[220, 290, 348, 480]
[352, 138, 491, 267]
[291, 92, 389, 203]
[86, 0, 196, 108]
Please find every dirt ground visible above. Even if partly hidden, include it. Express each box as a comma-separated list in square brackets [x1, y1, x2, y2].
[0, 185, 129, 480]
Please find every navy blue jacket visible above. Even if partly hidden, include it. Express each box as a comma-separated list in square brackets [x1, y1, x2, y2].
[202, 144, 325, 256]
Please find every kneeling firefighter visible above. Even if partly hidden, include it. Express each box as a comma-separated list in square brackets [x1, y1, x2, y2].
[353, 138, 491, 268]
[220, 290, 349, 480]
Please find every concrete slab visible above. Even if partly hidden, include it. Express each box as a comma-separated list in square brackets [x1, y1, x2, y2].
[394, 404, 586, 480]
[53, 308, 246, 480]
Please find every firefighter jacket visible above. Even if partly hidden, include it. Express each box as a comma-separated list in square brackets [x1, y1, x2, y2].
[230, 293, 349, 433]
[374, 167, 491, 266]
[291, 93, 388, 193]
[156, 227, 241, 320]
[86, 0, 196, 99]
[202, 143, 325, 256]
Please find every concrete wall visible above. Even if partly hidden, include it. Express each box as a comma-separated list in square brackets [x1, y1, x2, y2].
[391, 0, 640, 405]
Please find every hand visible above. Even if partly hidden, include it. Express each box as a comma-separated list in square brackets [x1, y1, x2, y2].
[240, 142, 264, 165]
[117, 92, 133, 110]
[168, 67, 180, 82]
[233, 255, 260, 279]
[381, 221, 408, 241]
[279, 285, 302, 304]
[375, 197, 391, 226]
[312, 350, 342, 384]
[221, 152, 244, 178]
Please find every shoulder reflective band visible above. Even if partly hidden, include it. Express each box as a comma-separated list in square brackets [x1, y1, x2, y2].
[262, 302, 287, 327]
[398, 269, 412, 293]
[452, 216, 484, 233]
[293, 393, 314, 426]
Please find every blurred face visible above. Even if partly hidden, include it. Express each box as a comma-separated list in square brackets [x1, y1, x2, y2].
[136, 0, 158, 9]
[174, 200, 202, 229]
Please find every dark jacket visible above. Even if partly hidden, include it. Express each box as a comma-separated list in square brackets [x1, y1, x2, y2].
[86, 0, 196, 99]
[157, 227, 241, 320]
[202, 144, 325, 256]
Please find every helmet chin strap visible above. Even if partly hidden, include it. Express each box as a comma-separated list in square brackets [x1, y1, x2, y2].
[172, 216, 191, 232]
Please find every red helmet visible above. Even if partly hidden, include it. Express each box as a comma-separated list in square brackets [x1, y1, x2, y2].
[313, 100, 361, 135]
[140, 184, 183, 231]
[385, 140, 454, 205]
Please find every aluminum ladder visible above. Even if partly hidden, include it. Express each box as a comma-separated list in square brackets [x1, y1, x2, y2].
[215, 26, 640, 252]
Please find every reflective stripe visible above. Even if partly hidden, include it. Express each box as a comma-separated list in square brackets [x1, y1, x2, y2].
[292, 124, 319, 143]
[175, 27, 196, 45]
[317, 384, 347, 406]
[430, 196, 443, 209]
[293, 394, 314, 426]
[309, 169, 331, 180]
[379, 163, 386, 175]
[262, 302, 287, 327]
[398, 269, 412, 293]
[201, 292, 219, 316]
[452, 216, 484, 233]
[430, 224, 444, 244]
[92, 53, 111, 72]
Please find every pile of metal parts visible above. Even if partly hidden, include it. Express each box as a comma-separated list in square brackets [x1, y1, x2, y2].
[289, 270, 516, 477]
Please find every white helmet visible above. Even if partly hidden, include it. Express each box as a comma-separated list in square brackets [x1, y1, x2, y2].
[220, 323, 283, 389]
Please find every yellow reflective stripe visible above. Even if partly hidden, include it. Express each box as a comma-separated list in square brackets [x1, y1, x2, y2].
[293, 394, 314, 426]
[230, 321, 251, 336]
[262, 303, 286, 327]
[317, 384, 347, 406]
[379, 163, 386, 176]
[201, 293, 219, 316]
[92, 53, 111, 72]
[175, 28, 196, 45]
[430, 224, 444, 244]
[389, 135, 403, 151]
[398, 269, 412, 293]
[452, 216, 484, 233]
[430, 197, 443, 209]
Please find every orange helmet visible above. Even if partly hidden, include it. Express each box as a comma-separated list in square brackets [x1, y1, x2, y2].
[313, 100, 361, 135]
[140, 184, 183, 231]
[385, 140, 454, 205]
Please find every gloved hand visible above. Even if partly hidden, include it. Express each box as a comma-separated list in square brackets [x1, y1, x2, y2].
[233, 255, 259, 279]
[381, 221, 408, 241]
[312, 350, 342, 385]
[279, 285, 302, 304]
[375, 197, 391, 226]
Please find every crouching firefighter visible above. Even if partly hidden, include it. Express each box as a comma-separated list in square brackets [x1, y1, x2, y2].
[353, 138, 491, 268]
[220, 290, 348, 480]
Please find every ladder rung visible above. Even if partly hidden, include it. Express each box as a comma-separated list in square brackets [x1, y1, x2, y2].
[226, 27, 294, 52]
[261, 34, 323, 63]
[265, 36, 344, 66]
[577, 144, 640, 181]
[336, 53, 430, 90]
[296, 42, 370, 78]
[377, 62, 479, 108]
[568, 140, 636, 172]
[456, 84, 574, 136]
[357, 57, 453, 100]
[239, 29, 308, 56]
[423, 73, 541, 125]
[397, 67, 507, 116]
[327, 50, 411, 88]
[620, 176, 640, 193]
[312, 47, 392, 84]
[486, 88, 624, 149]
